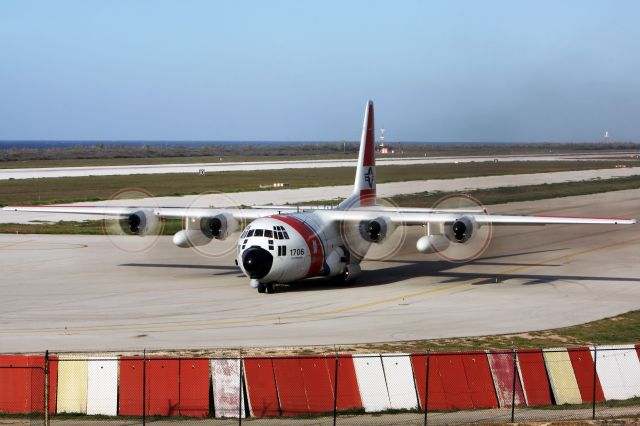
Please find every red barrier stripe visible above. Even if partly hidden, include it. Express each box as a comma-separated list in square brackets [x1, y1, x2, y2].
[244, 358, 280, 417]
[0, 355, 31, 414]
[147, 358, 180, 416]
[299, 357, 334, 413]
[272, 215, 325, 277]
[567, 347, 605, 403]
[461, 352, 499, 409]
[326, 355, 363, 411]
[486, 350, 525, 408]
[118, 357, 145, 416]
[436, 354, 474, 410]
[178, 359, 209, 417]
[273, 358, 310, 416]
[0, 355, 57, 415]
[410, 353, 448, 411]
[118, 357, 180, 416]
[517, 349, 552, 406]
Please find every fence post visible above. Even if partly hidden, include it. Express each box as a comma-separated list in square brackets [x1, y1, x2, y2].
[44, 350, 49, 426]
[142, 349, 146, 426]
[424, 350, 430, 426]
[592, 346, 597, 420]
[333, 353, 339, 426]
[239, 354, 243, 426]
[510, 349, 517, 423]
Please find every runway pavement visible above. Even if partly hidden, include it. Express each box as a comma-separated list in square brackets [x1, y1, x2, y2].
[0, 152, 631, 180]
[1, 189, 639, 352]
[2, 166, 640, 224]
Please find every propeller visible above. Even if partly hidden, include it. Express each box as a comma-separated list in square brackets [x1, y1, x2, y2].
[102, 188, 164, 254]
[181, 191, 244, 259]
[430, 193, 492, 263]
[339, 196, 408, 262]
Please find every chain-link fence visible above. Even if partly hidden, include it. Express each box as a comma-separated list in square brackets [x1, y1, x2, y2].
[1, 347, 639, 425]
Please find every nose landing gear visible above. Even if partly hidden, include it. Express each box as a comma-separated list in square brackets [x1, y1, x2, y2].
[257, 282, 276, 294]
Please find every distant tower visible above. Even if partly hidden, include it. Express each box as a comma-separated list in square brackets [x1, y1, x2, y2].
[604, 131, 610, 143]
[378, 128, 394, 154]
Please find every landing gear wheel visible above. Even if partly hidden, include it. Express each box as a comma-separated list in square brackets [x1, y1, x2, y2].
[331, 273, 354, 286]
[265, 283, 276, 294]
[257, 283, 266, 293]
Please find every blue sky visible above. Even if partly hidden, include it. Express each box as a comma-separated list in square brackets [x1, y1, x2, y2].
[1, 1, 639, 142]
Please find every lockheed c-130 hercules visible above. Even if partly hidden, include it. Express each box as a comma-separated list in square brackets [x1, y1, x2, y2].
[4, 101, 636, 293]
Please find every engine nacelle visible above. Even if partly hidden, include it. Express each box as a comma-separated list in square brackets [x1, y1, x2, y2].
[359, 216, 395, 243]
[120, 209, 159, 236]
[187, 213, 239, 241]
[173, 229, 212, 248]
[416, 235, 450, 253]
[445, 216, 475, 243]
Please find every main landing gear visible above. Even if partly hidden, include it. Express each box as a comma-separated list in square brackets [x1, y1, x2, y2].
[257, 282, 276, 294]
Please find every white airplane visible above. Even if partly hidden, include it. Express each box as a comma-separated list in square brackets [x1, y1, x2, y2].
[4, 101, 636, 293]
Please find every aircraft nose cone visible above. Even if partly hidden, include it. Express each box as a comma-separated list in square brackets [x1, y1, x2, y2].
[242, 246, 273, 279]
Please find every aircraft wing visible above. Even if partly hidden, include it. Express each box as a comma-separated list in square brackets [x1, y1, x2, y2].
[315, 209, 636, 226]
[1, 205, 283, 221]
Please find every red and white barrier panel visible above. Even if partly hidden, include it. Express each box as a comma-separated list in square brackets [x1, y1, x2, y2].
[353, 353, 391, 412]
[593, 345, 640, 401]
[243, 357, 279, 417]
[0, 354, 56, 414]
[567, 347, 604, 403]
[486, 350, 525, 408]
[517, 349, 552, 406]
[56, 355, 88, 414]
[87, 357, 118, 416]
[212, 358, 245, 418]
[382, 353, 419, 410]
[2, 345, 640, 418]
[542, 348, 581, 405]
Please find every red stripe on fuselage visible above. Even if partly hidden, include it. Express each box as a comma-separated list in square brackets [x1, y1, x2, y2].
[363, 103, 375, 167]
[359, 189, 376, 207]
[272, 215, 325, 278]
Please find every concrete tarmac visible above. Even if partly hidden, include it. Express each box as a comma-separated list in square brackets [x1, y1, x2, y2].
[0, 189, 639, 353]
[0, 152, 633, 180]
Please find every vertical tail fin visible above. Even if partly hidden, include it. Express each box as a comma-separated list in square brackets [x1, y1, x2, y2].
[339, 100, 376, 209]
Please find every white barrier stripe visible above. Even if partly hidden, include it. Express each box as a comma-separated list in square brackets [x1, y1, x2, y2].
[381, 353, 419, 410]
[353, 354, 391, 412]
[86, 357, 118, 416]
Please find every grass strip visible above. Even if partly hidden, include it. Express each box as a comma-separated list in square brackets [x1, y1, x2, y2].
[2, 174, 640, 235]
[0, 160, 635, 207]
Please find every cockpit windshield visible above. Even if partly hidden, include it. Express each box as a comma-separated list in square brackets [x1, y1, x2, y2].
[243, 227, 290, 240]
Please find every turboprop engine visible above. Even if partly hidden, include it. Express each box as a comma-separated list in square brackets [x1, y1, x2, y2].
[173, 213, 239, 248]
[120, 209, 160, 235]
[359, 216, 395, 243]
[445, 216, 475, 243]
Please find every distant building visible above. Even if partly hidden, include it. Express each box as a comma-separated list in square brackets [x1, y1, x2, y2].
[376, 128, 395, 154]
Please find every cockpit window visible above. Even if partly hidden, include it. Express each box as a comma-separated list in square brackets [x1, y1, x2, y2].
[277, 231, 284, 240]
[254, 229, 264, 237]
[283, 232, 289, 239]
[247, 230, 254, 237]
[265, 230, 273, 238]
